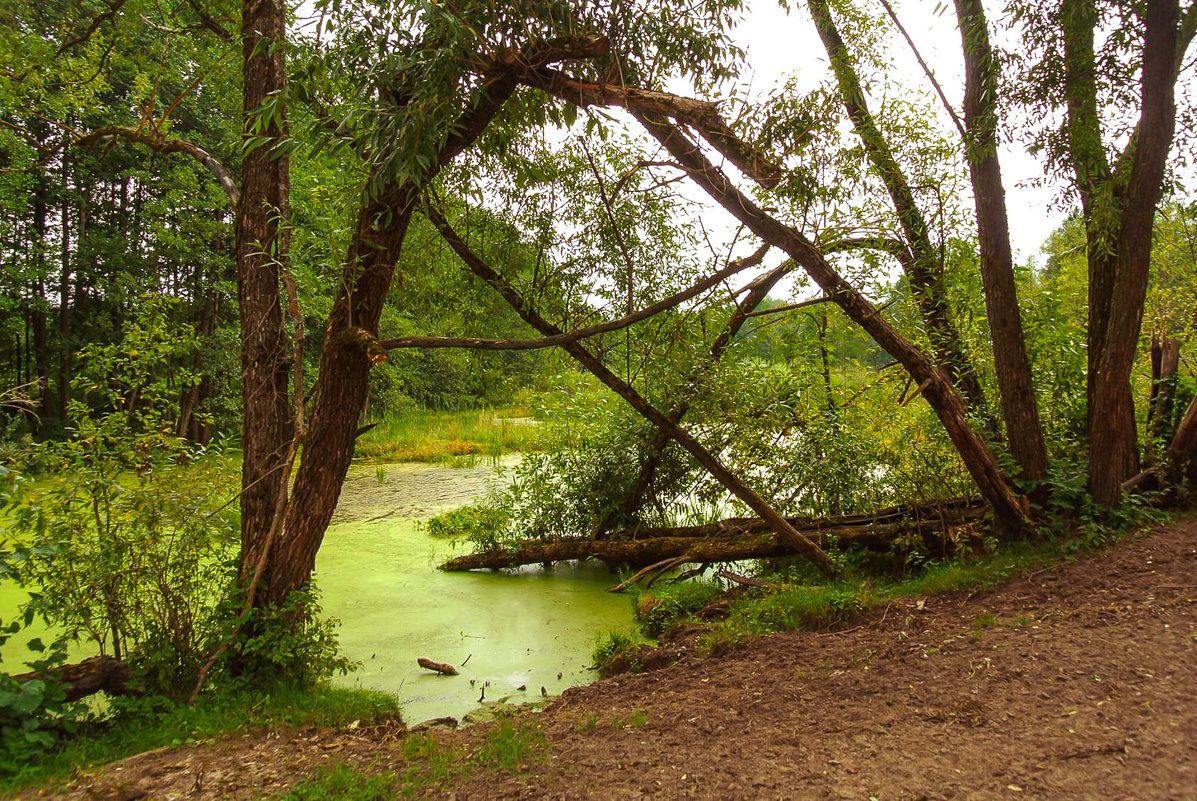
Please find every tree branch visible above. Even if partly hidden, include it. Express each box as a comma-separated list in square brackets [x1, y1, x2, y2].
[380, 242, 769, 352]
[73, 126, 239, 206]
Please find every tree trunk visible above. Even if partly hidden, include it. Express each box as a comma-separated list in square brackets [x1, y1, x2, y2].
[1168, 393, 1197, 488]
[808, 0, 989, 419]
[177, 289, 218, 439]
[1147, 334, 1181, 450]
[235, 0, 295, 586]
[1088, 0, 1179, 505]
[30, 175, 51, 426]
[441, 498, 985, 572]
[58, 160, 72, 425]
[954, 0, 1049, 482]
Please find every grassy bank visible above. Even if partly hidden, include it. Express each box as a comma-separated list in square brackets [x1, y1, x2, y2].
[1, 686, 401, 795]
[355, 408, 541, 464]
[594, 510, 1171, 673]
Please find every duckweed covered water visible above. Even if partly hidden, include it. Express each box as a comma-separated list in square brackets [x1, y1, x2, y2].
[310, 460, 633, 724]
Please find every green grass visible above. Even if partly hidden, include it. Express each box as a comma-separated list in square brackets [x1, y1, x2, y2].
[700, 542, 1061, 651]
[355, 407, 542, 464]
[2, 685, 401, 795]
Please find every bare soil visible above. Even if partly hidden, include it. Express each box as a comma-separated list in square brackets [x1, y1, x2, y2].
[34, 518, 1197, 800]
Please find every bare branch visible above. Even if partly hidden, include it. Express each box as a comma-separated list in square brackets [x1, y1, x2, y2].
[74, 126, 239, 206]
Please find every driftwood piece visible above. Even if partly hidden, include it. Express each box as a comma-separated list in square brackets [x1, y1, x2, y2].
[13, 655, 131, 702]
[715, 569, 769, 588]
[417, 657, 459, 676]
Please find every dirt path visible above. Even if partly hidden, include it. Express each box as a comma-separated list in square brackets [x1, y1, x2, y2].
[46, 519, 1197, 800]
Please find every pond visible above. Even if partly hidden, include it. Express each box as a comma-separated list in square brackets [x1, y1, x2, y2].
[320, 460, 633, 723]
[1, 460, 634, 725]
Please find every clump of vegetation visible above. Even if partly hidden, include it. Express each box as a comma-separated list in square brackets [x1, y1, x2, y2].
[284, 719, 549, 800]
[0, 686, 399, 794]
[592, 628, 649, 677]
[632, 580, 725, 638]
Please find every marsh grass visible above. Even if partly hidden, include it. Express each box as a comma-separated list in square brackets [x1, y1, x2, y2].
[355, 408, 541, 464]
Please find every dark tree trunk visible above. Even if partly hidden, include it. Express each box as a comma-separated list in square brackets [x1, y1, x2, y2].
[954, 0, 1049, 482]
[31, 176, 51, 425]
[177, 289, 218, 439]
[1087, 0, 1179, 505]
[235, 0, 295, 586]
[58, 160, 72, 424]
[1147, 334, 1181, 451]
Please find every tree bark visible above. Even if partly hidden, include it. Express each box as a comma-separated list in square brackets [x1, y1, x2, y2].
[440, 500, 985, 572]
[235, 0, 295, 588]
[954, 0, 1049, 482]
[1147, 334, 1181, 450]
[1087, 0, 1180, 505]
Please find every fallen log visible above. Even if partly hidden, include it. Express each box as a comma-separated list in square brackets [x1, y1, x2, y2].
[440, 517, 979, 572]
[417, 657, 459, 676]
[13, 655, 132, 703]
[613, 497, 986, 541]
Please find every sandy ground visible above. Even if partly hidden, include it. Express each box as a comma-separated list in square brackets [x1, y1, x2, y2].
[33, 517, 1197, 800]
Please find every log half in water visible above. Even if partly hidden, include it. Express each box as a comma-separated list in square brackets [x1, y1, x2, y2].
[439, 514, 983, 572]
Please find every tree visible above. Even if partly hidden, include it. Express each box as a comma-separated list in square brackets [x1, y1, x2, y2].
[1015, 0, 1196, 503]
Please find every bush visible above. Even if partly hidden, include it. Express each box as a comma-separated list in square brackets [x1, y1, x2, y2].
[4, 298, 240, 698]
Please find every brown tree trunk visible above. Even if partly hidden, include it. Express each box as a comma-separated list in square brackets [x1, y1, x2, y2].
[1168, 393, 1197, 488]
[1088, 0, 1179, 505]
[1147, 334, 1181, 451]
[59, 160, 72, 424]
[177, 289, 218, 439]
[31, 175, 51, 425]
[235, 0, 295, 585]
[954, 0, 1049, 482]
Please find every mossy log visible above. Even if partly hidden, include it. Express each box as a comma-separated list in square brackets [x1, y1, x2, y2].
[440, 500, 986, 572]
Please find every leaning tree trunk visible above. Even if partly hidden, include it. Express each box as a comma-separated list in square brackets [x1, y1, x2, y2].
[235, 0, 295, 587]
[808, 0, 990, 419]
[253, 38, 611, 606]
[630, 112, 1031, 537]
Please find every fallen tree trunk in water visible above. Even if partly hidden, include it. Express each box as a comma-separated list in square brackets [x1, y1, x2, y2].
[440, 500, 986, 572]
[13, 655, 131, 703]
